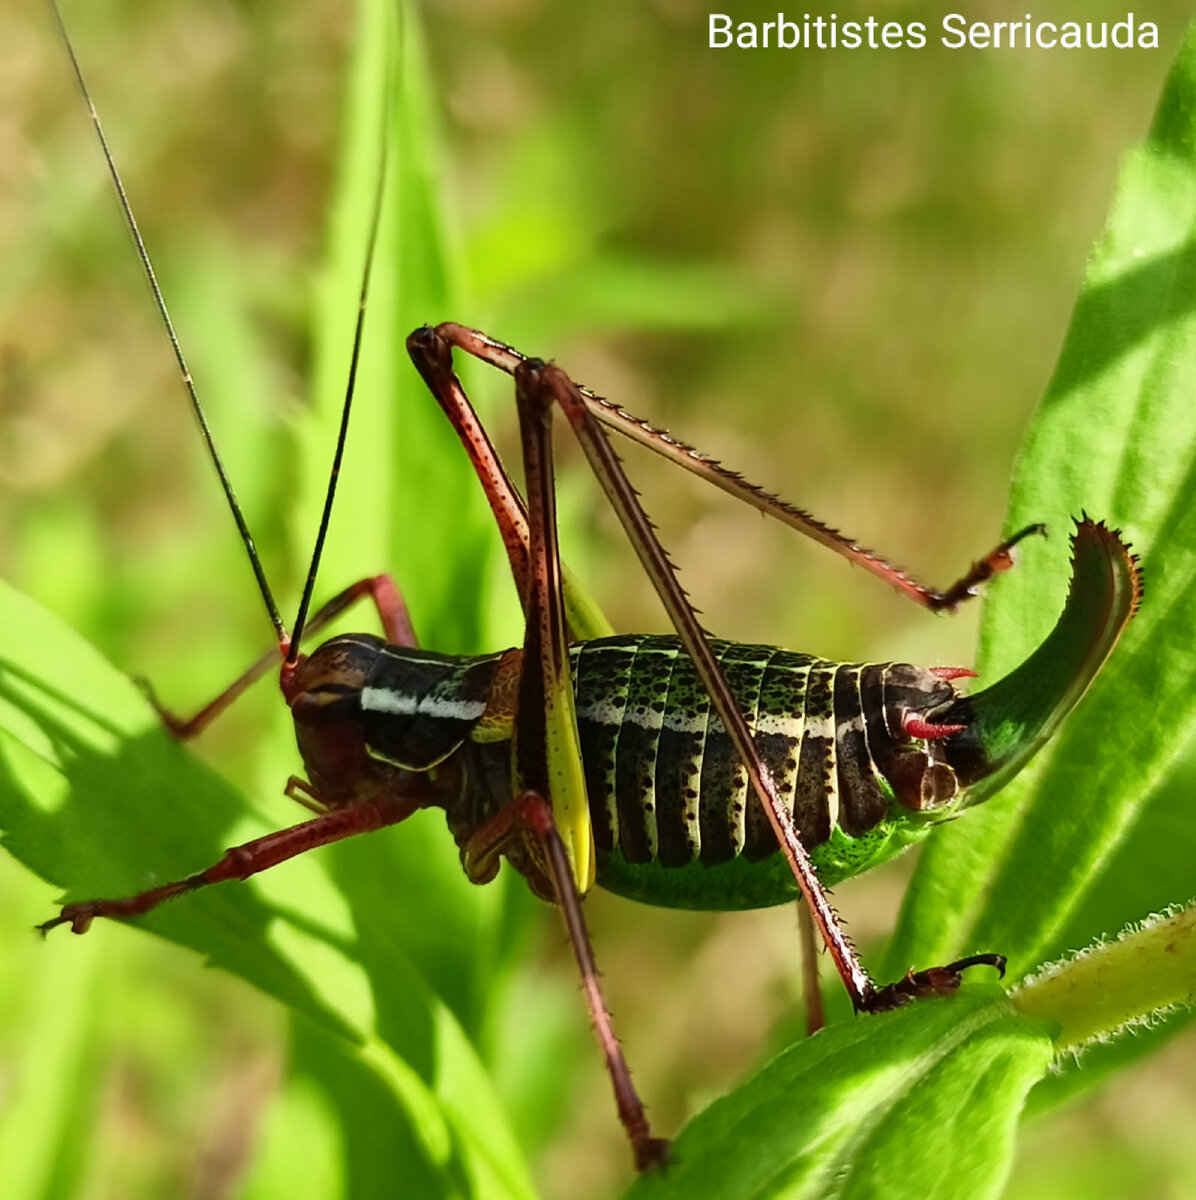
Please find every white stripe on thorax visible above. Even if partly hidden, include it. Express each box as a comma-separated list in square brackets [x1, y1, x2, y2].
[360, 686, 487, 721]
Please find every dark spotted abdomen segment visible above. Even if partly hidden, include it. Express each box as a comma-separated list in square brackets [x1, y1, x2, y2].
[571, 634, 960, 868]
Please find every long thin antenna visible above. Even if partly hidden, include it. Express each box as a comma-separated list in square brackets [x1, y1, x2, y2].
[47, 0, 288, 645]
[285, 39, 394, 665]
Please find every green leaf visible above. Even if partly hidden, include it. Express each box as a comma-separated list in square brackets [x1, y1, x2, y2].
[623, 987, 1054, 1200]
[650, 19, 1196, 1198]
[887, 20, 1196, 998]
[1012, 905, 1196, 1051]
[0, 577, 536, 1198]
[1022, 749, 1196, 1114]
[0, 2, 538, 1195]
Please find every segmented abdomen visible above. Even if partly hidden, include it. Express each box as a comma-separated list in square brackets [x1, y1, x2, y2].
[571, 634, 958, 868]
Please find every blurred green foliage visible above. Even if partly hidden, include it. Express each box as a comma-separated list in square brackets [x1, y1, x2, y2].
[1, 1, 1194, 1198]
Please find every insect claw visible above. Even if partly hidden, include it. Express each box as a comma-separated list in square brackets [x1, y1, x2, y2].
[134, 675, 185, 732]
[985, 522, 1049, 574]
[942, 952, 1007, 979]
[864, 953, 1006, 1011]
[36, 906, 94, 936]
[634, 1136, 672, 1172]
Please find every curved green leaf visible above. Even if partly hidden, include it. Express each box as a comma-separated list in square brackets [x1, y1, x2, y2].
[887, 19, 1196, 994]
[624, 987, 1054, 1200]
[649, 19, 1196, 1199]
[0, 576, 535, 1198]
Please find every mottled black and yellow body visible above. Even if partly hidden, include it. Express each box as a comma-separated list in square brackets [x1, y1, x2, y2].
[297, 630, 977, 912]
[571, 636, 963, 908]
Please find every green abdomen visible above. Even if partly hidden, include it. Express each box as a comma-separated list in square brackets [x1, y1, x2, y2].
[571, 635, 959, 910]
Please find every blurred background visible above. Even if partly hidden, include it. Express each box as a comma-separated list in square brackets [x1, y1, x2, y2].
[1, 1, 1193, 1197]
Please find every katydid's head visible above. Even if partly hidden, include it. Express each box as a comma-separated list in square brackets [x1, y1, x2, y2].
[937, 518, 1142, 806]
